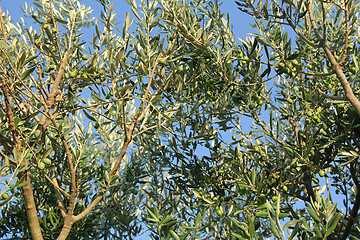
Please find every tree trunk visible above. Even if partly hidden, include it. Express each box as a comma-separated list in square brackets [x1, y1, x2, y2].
[21, 171, 43, 240]
[56, 216, 73, 240]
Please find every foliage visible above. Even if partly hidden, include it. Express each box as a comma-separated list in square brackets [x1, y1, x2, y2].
[0, 0, 360, 239]
[0, 0, 238, 239]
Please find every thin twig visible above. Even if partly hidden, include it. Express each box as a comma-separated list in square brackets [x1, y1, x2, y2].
[341, 161, 360, 240]
[317, 88, 348, 100]
[339, 2, 349, 66]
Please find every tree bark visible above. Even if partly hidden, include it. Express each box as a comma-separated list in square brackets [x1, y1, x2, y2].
[21, 171, 43, 240]
[56, 216, 73, 240]
[322, 44, 360, 117]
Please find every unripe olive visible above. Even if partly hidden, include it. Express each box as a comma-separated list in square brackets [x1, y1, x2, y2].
[291, 59, 299, 66]
[38, 162, 46, 170]
[177, 66, 184, 72]
[1, 193, 9, 200]
[69, 71, 77, 78]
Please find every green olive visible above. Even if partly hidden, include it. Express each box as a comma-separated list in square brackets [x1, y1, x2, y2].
[69, 71, 77, 78]
[38, 162, 46, 170]
[291, 59, 299, 66]
[257, 100, 264, 105]
[1, 193, 9, 200]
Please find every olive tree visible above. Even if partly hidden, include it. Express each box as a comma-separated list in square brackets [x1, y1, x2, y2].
[0, 0, 239, 239]
[135, 0, 360, 239]
[2, 0, 359, 239]
[205, 0, 360, 239]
